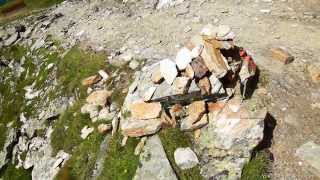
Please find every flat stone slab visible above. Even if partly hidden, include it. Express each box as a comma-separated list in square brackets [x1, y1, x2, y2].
[133, 135, 177, 180]
[296, 141, 320, 177]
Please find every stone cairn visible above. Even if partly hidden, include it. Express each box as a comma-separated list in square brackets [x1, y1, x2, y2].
[121, 24, 261, 137]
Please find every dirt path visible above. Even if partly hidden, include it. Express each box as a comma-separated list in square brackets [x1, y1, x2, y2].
[43, 0, 320, 179]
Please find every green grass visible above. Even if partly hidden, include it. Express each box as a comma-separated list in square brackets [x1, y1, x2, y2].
[241, 151, 271, 180]
[159, 128, 203, 180]
[98, 134, 140, 180]
[0, 163, 32, 180]
[56, 46, 106, 97]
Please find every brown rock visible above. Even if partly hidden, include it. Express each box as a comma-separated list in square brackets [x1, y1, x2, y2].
[82, 75, 102, 86]
[190, 57, 209, 79]
[161, 111, 176, 127]
[185, 64, 195, 79]
[207, 102, 226, 113]
[86, 90, 112, 106]
[121, 118, 162, 137]
[187, 101, 206, 124]
[181, 113, 208, 131]
[198, 77, 211, 95]
[172, 77, 190, 94]
[270, 47, 294, 64]
[97, 124, 112, 134]
[170, 104, 184, 118]
[134, 137, 147, 155]
[151, 66, 163, 84]
[129, 101, 162, 120]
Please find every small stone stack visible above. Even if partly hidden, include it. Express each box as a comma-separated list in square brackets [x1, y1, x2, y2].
[121, 24, 258, 137]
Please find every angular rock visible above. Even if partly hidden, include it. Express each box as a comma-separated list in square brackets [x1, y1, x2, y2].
[151, 66, 163, 84]
[80, 126, 94, 139]
[143, 87, 157, 101]
[156, 0, 185, 9]
[81, 103, 99, 119]
[308, 63, 320, 83]
[97, 108, 116, 121]
[296, 141, 320, 177]
[190, 56, 209, 79]
[134, 137, 147, 155]
[129, 60, 140, 70]
[185, 64, 195, 79]
[217, 25, 231, 38]
[187, 101, 206, 124]
[31, 37, 46, 51]
[160, 59, 178, 85]
[82, 75, 102, 86]
[188, 80, 200, 93]
[133, 135, 177, 180]
[175, 47, 192, 70]
[209, 74, 223, 94]
[121, 118, 162, 137]
[4, 33, 18, 46]
[98, 70, 109, 80]
[129, 101, 162, 120]
[174, 147, 199, 170]
[181, 113, 208, 131]
[98, 124, 112, 134]
[200, 24, 218, 39]
[270, 47, 294, 64]
[191, 45, 204, 58]
[152, 81, 175, 100]
[172, 77, 190, 94]
[86, 90, 112, 106]
[198, 77, 211, 95]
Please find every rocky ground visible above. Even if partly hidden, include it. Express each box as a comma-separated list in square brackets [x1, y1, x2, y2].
[0, 0, 320, 179]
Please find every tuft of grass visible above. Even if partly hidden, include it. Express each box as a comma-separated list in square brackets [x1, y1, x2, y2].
[159, 128, 203, 180]
[55, 131, 104, 180]
[0, 163, 32, 180]
[241, 151, 271, 180]
[56, 46, 106, 97]
[98, 133, 140, 180]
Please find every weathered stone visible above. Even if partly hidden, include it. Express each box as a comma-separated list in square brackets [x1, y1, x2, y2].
[151, 66, 163, 84]
[134, 137, 147, 155]
[4, 33, 18, 46]
[97, 108, 116, 120]
[188, 80, 200, 93]
[217, 25, 231, 38]
[129, 101, 162, 120]
[174, 147, 199, 170]
[172, 77, 190, 94]
[98, 70, 110, 80]
[200, 24, 218, 39]
[187, 101, 206, 124]
[175, 47, 192, 70]
[82, 75, 102, 86]
[160, 59, 178, 85]
[152, 81, 175, 100]
[86, 90, 112, 106]
[296, 141, 320, 177]
[270, 47, 294, 64]
[0, 128, 17, 169]
[181, 113, 208, 131]
[97, 124, 112, 134]
[129, 60, 140, 70]
[81, 103, 99, 119]
[209, 74, 223, 94]
[156, 0, 185, 9]
[185, 64, 195, 79]
[80, 126, 94, 139]
[133, 135, 177, 180]
[143, 87, 157, 101]
[121, 118, 162, 137]
[31, 37, 46, 51]
[191, 45, 204, 58]
[190, 57, 209, 79]
[198, 77, 211, 94]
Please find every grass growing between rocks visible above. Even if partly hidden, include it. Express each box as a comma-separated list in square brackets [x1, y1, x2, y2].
[241, 151, 271, 180]
[0, 163, 32, 180]
[159, 128, 203, 180]
[98, 133, 140, 180]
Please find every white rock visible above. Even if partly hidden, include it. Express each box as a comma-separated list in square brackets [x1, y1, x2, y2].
[217, 25, 231, 38]
[129, 60, 140, 70]
[174, 147, 199, 169]
[80, 126, 94, 139]
[98, 70, 109, 80]
[200, 24, 218, 38]
[191, 45, 204, 58]
[143, 87, 157, 101]
[175, 47, 192, 70]
[160, 59, 178, 85]
[156, 0, 185, 9]
[209, 74, 223, 94]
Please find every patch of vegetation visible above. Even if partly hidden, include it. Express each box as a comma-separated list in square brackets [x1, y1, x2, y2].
[241, 151, 271, 180]
[159, 128, 203, 180]
[56, 46, 106, 97]
[0, 163, 32, 180]
[98, 133, 140, 180]
[55, 131, 104, 180]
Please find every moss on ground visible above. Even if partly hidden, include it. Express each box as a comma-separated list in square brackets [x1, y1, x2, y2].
[241, 151, 271, 180]
[159, 128, 203, 180]
[0, 163, 32, 180]
[98, 133, 140, 180]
